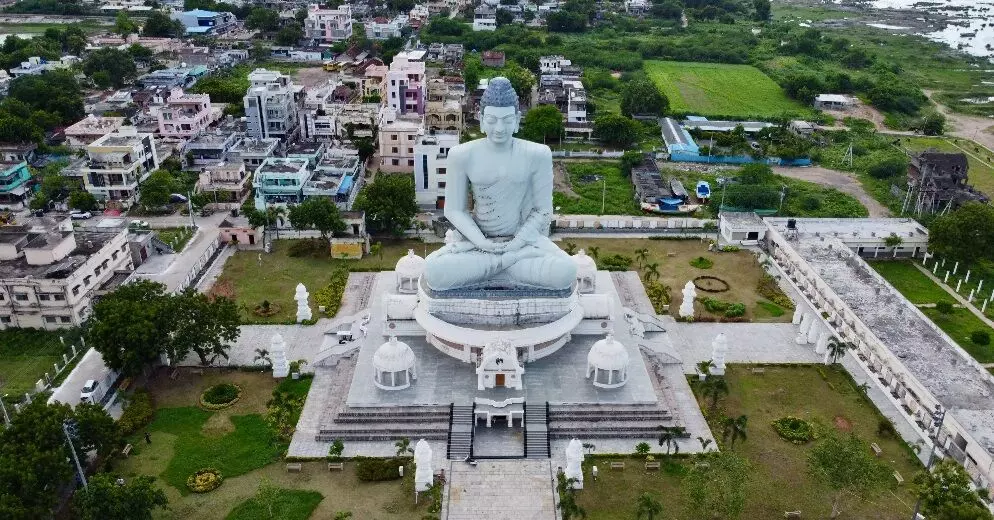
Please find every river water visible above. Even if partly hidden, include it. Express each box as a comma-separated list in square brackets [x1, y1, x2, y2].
[842, 0, 994, 58]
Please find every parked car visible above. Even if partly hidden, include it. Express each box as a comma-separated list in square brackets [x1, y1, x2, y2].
[79, 379, 105, 404]
[129, 219, 150, 229]
[169, 193, 188, 203]
[69, 210, 92, 220]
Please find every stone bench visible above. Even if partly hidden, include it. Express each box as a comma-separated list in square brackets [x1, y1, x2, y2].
[784, 511, 801, 519]
[751, 368, 766, 375]
[610, 461, 625, 470]
[870, 443, 882, 457]
[327, 462, 344, 471]
[893, 471, 904, 485]
[644, 461, 660, 471]
[121, 443, 133, 458]
[286, 463, 302, 473]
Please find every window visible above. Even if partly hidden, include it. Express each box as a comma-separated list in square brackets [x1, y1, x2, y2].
[438, 168, 447, 175]
[84, 276, 91, 286]
[14, 293, 28, 301]
[0, 316, 10, 323]
[38, 294, 51, 301]
[390, 134, 398, 141]
[54, 294, 65, 301]
[391, 92, 396, 99]
[101, 260, 109, 269]
[112, 251, 118, 261]
[44, 316, 57, 323]
[94, 266, 101, 276]
[72, 285, 80, 296]
[391, 147, 398, 153]
[391, 159, 399, 166]
[408, 159, 414, 166]
[163, 112, 172, 120]
[407, 135, 415, 141]
[438, 182, 446, 189]
[60, 316, 71, 324]
[0, 293, 4, 301]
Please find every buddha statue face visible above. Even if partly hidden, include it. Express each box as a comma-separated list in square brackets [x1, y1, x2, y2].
[480, 105, 519, 145]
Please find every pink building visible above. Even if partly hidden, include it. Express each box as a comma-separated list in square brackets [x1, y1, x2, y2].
[304, 4, 353, 44]
[157, 88, 217, 139]
[384, 51, 426, 116]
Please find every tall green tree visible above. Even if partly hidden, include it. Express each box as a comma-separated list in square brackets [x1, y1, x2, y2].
[700, 375, 729, 413]
[353, 173, 418, 235]
[141, 10, 186, 38]
[752, 0, 771, 21]
[245, 7, 280, 31]
[73, 474, 168, 520]
[620, 78, 669, 117]
[721, 414, 748, 448]
[82, 48, 138, 89]
[114, 10, 139, 37]
[683, 451, 750, 520]
[808, 433, 891, 518]
[929, 202, 994, 264]
[276, 23, 304, 46]
[138, 170, 175, 209]
[168, 289, 240, 366]
[73, 402, 121, 458]
[635, 492, 663, 520]
[915, 459, 994, 520]
[592, 113, 640, 148]
[0, 400, 74, 519]
[69, 190, 98, 211]
[287, 197, 347, 238]
[519, 104, 564, 143]
[87, 280, 173, 377]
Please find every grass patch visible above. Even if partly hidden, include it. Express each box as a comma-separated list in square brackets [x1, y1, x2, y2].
[553, 161, 640, 215]
[869, 261, 949, 304]
[0, 328, 82, 396]
[157, 227, 197, 252]
[921, 308, 994, 363]
[225, 488, 323, 520]
[214, 239, 442, 322]
[645, 60, 811, 119]
[755, 300, 785, 318]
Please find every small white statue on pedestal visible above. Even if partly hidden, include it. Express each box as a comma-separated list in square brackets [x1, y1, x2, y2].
[711, 333, 728, 376]
[270, 333, 289, 378]
[295, 283, 312, 323]
[564, 438, 584, 489]
[679, 281, 697, 319]
[414, 439, 433, 493]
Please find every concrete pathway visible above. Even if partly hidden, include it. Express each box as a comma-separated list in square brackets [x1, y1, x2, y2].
[445, 459, 557, 520]
[913, 263, 994, 329]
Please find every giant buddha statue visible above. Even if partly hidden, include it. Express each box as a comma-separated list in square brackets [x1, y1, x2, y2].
[424, 77, 576, 291]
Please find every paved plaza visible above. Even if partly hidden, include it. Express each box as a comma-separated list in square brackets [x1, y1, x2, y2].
[445, 460, 557, 520]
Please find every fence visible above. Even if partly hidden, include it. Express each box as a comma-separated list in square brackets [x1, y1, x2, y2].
[2, 340, 84, 417]
[922, 254, 994, 315]
[669, 152, 812, 167]
[181, 236, 224, 290]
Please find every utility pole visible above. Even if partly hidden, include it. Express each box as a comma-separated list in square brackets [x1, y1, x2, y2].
[910, 404, 946, 520]
[187, 190, 195, 229]
[63, 420, 87, 490]
[600, 177, 606, 215]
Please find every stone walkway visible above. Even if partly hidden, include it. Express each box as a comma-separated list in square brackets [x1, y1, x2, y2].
[647, 322, 822, 374]
[914, 263, 994, 329]
[445, 459, 557, 520]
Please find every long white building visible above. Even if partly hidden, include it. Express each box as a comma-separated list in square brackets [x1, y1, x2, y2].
[413, 130, 458, 208]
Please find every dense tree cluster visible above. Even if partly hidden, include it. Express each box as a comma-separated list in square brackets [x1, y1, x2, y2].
[519, 104, 565, 143]
[83, 48, 139, 89]
[142, 10, 186, 38]
[5, 0, 94, 15]
[353, 173, 418, 235]
[287, 197, 348, 238]
[620, 77, 669, 117]
[929, 203, 994, 265]
[0, 70, 84, 145]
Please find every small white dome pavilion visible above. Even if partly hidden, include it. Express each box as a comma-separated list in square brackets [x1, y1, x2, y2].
[573, 250, 597, 293]
[395, 249, 426, 294]
[586, 334, 629, 388]
[373, 336, 417, 390]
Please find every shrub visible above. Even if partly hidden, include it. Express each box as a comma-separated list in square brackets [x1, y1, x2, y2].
[689, 256, 714, 269]
[314, 268, 350, 316]
[934, 300, 954, 315]
[771, 416, 814, 444]
[700, 297, 730, 313]
[200, 383, 241, 410]
[971, 330, 990, 345]
[693, 275, 731, 293]
[635, 442, 651, 455]
[877, 419, 897, 438]
[644, 281, 671, 314]
[757, 274, 794, 309]
[117, 390, 154, 436]
[355, 457, 408, 481]
[724, 302, 746, 318]
[598, 253, 633, 271]
[187, 468, 223, 493]
[287, 238, 330, 258]
[719, 245, 740, 252]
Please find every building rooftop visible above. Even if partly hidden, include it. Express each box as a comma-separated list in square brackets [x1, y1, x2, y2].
[65, 115, 126, 135]
[0, 228, 121, 279]
[257, 158, 309, 175]
[720, 211, 765, 228]
[232, 137, 279, 154]
[188, 131, 236, 147]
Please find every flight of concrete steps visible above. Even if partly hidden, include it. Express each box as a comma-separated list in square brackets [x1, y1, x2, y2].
[547, 403, 683, 439]
[447, 404, 474, 460]
[315, 405, 450, 441]
[524, 402, 550, 458]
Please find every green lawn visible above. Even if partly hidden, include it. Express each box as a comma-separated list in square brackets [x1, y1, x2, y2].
[213, 239, 442, 323]
[869, 261, 950, 304]
[157, 227, 196, 253]
[0, 328, 82, 396]
[226, 489, 323, 520]
[577, 365, 921, 519]
[553, 161, 640, 215]
[644, 60, 811, 118]
[922, 308, 994, 363]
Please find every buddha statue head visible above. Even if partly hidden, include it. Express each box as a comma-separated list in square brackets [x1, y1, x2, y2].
[478, 76, 519, 145]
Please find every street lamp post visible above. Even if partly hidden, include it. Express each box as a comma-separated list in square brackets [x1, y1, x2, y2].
[910, 404, 947, 520]
[63, 420, 87, 490]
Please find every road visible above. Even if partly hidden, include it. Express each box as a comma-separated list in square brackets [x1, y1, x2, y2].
[925, 90, 994, 154]
[772, 165, 890, 217]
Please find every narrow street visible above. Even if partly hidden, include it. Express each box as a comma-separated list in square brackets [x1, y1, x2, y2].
[772, 165, 890, 217]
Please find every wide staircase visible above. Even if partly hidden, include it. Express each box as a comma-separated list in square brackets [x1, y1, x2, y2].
[315, 405, 450, 442]
[547, 403, 685, 439]
[447, 404, 474, 460]
[524, 402, 550, 459]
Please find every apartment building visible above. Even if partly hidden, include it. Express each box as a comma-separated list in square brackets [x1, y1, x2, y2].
[304, 3, 353, 44]
[64, 115, 126, 149]
[425, 78, 463, 134]
[184, 130, 239, 166]
[158, 88, 218, 139]
[196, 162, 250, 210]
[413, 130, 458, 208]
[378, 107, 422, 173]
[229, 136, 281, 168]
[81, 127, 160, 209]
[384, 51, 426, 116]
[364, 15, 408, 39]
[0, 144, 34, 209]
[243, 69, 302, 141]
[252, 157, 311, 210]
[0, 217, 133, 329]
[473, 6, 497, 31]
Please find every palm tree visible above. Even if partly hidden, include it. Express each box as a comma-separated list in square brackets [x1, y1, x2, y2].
[563, 241, 578, 255]
[370, 241, 383, 260]
[826, 337, 854, 365]
[696, 359, 715, 380]
[658, 427, 680, 455]
[697, 436, 713, 451]
[582, 442, 596, 454]
[254, 348, 271, 366]
[643, 262, 660, 283]
[700, 376, 729, 414]
[857, 382, 870, 395]
[588, 246, 600, 260]
[556, 474, 586, 520]
[635, 247, 649, 269]
[394, 437, 412, 456]
[722, 415, 748, 448]
[635, 492, 663, 520]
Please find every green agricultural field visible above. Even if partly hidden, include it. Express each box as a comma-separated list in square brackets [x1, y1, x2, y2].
[644, 61, 812, 119]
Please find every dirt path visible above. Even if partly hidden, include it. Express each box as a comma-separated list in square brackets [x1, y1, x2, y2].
[553, 161, 578, 198]
[925, 90, 994, 153]
[772, 165, 890, 217]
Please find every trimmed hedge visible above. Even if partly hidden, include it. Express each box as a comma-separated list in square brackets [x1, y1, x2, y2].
[314, 268, 349, 316]
[200, 383, 241, 410]
[354, 457, 410, 481]
[772, 416, 814, 444]
[757, 274, 795, 309]
[118, 390, 154, 436]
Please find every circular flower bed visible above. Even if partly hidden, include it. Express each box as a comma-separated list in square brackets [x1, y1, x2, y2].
[772, 416, 814, 444]
[187, 468, 223, 493]
[693, 275, 730, 293]
[689, 256, 714, 269]
[199, 383, 241, 410]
